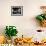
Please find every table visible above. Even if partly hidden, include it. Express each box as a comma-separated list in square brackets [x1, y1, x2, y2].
[14, 43, 46, 46]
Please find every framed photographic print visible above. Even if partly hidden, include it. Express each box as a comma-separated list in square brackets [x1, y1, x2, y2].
[11, 6, 23, 16]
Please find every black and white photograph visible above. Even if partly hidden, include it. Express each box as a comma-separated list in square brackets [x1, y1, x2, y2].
[11, 6, 23, 16]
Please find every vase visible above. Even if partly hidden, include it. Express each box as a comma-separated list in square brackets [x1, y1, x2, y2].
[11, 36, 17, 44]
[7, 39, 12, 44]
[41, 20, 46, 27]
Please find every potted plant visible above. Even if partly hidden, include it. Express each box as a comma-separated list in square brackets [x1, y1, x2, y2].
[36, 6, 46, 27]
[36, 14, 46, 27]
[5, 26, 18, 43]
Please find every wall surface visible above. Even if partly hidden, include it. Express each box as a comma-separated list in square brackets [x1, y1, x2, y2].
[0, 0, 46, 41]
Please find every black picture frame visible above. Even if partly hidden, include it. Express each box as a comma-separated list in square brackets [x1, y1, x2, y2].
[11, 6, 23, 16]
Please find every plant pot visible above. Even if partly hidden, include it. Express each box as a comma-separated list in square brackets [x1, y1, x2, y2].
[41, 20, 46, 27]
[7, 39, 12, 44]
[11, 36, 17, 44]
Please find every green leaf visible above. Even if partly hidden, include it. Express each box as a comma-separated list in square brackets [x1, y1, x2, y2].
[5, 26, 18, 39]
[36, 15, 44, 21]
[44, 15, 46, 20]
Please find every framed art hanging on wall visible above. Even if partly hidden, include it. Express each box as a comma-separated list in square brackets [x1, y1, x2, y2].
[11, 6, 23, 16]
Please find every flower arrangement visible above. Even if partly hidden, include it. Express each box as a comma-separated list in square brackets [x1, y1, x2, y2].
[36, 14, 46, 27]
[36, 6, 46, 27]
[5, 26, 18, 39]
